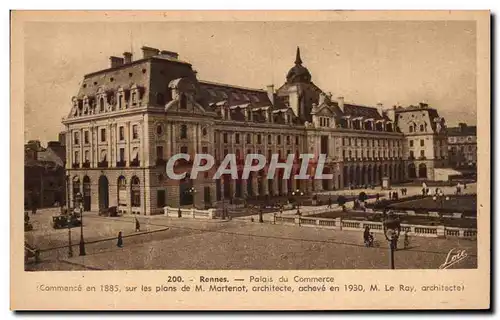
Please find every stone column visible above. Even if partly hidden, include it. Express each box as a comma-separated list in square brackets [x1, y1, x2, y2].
[252, 175, 259, 196]
[107, 123, 112, 167]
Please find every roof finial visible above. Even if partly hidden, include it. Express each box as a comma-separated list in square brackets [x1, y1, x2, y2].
[295, 46, 302, 65]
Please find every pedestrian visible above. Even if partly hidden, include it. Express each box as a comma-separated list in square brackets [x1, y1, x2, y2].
[135, 217, 141, 232]
[117, 231, 123, 248]
[327, 197, 332, 208]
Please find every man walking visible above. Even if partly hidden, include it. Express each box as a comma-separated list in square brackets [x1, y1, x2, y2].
[327, 197, 332, 208]
[135, 217, 141, 232]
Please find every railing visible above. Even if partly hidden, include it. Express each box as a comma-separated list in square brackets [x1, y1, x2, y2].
[269, 216, 476, 239]
[163, 206, 216, 219]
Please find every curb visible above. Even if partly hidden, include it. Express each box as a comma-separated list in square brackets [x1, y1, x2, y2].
[38, 227, 170, 253]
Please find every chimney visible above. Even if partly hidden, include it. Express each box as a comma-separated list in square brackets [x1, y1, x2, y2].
[109, 56, 124, 68]
[318, 92, 326, 106]
[266, 85, 275, 106]
[160, 50, 179, 60]
[123, 52, 133, 64]
[141, 46, 160, 59]
[376, 102, 384, 115]
[337, 96, 345, 112]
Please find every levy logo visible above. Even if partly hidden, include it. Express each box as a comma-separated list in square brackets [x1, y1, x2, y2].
[439, 248, 468, 269]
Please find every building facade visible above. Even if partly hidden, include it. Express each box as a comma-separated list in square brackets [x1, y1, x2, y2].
[63, 46, 449, 215]
[24, 140, 66, 209]
[447, 123, 477, 168]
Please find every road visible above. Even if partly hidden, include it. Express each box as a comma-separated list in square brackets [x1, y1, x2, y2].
[25, 208, 477, 271]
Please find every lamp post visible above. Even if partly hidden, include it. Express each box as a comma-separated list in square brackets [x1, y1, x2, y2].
[186, 186, 197, 209]
[383, 214, 401, 269]
[67, 214, 73, 258]
[75, 192, 85, 256]
[291, 189, 304, 216]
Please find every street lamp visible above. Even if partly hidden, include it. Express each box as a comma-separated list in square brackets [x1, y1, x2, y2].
[383, 214, 401, 269]
[186, 186, 197, 208]
[67, 214, 73, 258]
[75, 192, 85, 256]
[291, 189, 304, 216]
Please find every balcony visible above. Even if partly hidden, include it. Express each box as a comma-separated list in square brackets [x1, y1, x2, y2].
[72, 162, 80, 169]
[97, 160, 109, 168]
[82, 161, 90, 168]
[116, 160, 126, 168]
[130, 159, 140, 167]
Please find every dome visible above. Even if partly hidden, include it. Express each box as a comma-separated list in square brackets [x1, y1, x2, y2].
[286, 47, 311, 84]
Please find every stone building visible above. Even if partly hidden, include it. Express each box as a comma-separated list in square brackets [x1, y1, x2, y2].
[62, 46, 449, 215]
[447, 123, 477, 168]
[24, 140, 66, 208]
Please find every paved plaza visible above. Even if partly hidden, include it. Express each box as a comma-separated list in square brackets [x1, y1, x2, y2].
[25, 203, 477, 271]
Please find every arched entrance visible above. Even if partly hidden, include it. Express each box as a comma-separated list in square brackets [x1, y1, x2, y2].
[131, 176, 141, 209]
[418, 163, 428, 178]
[343, 166, 349, 188]
[83, 176, 91, 211]
[179, 174, 193, 206]
[204, 186, 211, 207]
[247, 172, 254, 197]
[98, 175, 109, 209]
[72, 176, 80, 207]
[408, 163, 417, 179]
[117, 176, 127, 208]
[322, 167, 331, 191]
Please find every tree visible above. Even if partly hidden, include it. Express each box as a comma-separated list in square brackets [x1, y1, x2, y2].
[358, 191, 367, 202]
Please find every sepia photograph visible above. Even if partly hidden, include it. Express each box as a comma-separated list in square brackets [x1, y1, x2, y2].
[11, 10, 490, 310]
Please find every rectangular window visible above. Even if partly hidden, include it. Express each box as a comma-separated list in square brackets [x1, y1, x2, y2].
[156, 146, 164, 160]
[286, 135, 291, 145]
[409, 150, 414, 158]
[74, 151, 80, 164]
[320, 136, 328, 156]
[132, 125, 139, 140]
[420, 150, 425, 157]
[84, 150, 89, 162]
[235, 133, 240, 144]
[420, 139, 424, 147]
[83, 131, 89, 144]
[100, 128, 106, 142]
[267, 135, 272, 145]
[157, 190, 166, 208]
[119, 148, 125, 162]
[74, 132, 80, 145]
[409, 140, 414, 147]
[223, 133, 228, 143]
[277, 135, 281, 145]
[119, 126, 125, 141]
[246, 134, 251, 144]
[202, 146, 208, 154]
[180, 146, 188, 154]
[295, 136, 299, 145]
[267, 149, 272, 160]
[257, 134, 262, 144]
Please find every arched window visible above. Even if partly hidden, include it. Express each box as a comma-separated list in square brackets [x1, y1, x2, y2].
[180, 124, 188, 139]
[99, 98, 105, 112]
[180, 94, 187, 109]
[118, 176, 126, 190]
[409, 125, 414, 133]
[131, 176, 141, 207]
[420, 124, 425, 132]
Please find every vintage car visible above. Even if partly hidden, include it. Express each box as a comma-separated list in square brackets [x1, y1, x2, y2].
[98, 206, 119, 217]
[52, 214, 81, 229]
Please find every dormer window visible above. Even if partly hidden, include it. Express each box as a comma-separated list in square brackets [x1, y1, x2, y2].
[99, 98, 105, 112]
[180, 94, 187, 109]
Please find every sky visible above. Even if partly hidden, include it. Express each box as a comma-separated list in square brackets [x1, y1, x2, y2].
[23, 20, 477, 144]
